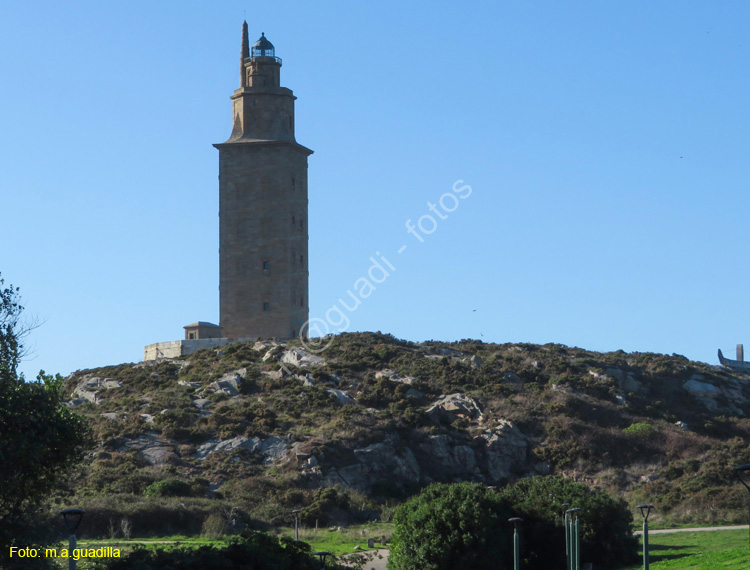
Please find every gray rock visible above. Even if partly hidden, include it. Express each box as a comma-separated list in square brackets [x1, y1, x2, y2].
[139, 414, 155, 423]
[101, 412, 120, 421]
[683, 378, 720, 394]
[178, 380, 202, 389]
[427, 393, 483, 420]
[375, 369, 417, 384]
[71, 376, 123, 405]
[193, 398, 212, 410]
[121, 433, 177, 465]
[468, 355, 482, 369]
[480, 420, 529, 481]
[426, 435, 480, 477]
[211, 379, 240, 397]
[195, 435, 289, 463]
[327, 389, 355, 405]
[280, 348, 325, 368]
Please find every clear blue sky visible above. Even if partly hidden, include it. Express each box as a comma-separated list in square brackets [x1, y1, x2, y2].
[2, 1, 748, 379]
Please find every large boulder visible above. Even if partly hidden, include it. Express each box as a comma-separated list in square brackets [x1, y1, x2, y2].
[195, 435, 289, 464]
[280, 348, 325, 368]
[683, 374, 746, 415]
[478, 420, 529, 481]
[120, 433, 178, 465]
[71, 376, 122, 405]
[427, 393, 483, 420]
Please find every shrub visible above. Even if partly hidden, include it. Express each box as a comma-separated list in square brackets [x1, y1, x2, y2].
[499, 475, 638, 569]
[144, 478, 193, 497]
[201, 513, 225, 538]
[389, 482, 512, 570]
[623, 422, 657, 440]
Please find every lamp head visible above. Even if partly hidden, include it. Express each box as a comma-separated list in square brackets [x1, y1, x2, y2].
[60, 508, 86, 534]
[636, 504, 655, 521]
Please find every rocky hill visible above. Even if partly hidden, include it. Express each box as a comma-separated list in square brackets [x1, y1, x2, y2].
[59, 333, 750, 531]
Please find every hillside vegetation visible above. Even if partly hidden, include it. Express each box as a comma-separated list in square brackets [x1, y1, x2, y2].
[58, 333, 750, 536]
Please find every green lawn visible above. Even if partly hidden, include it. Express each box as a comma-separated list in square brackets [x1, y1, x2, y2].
[72, 525, 750, 569]
[618, 530, 750, 569]
[275, 522, 393, 556]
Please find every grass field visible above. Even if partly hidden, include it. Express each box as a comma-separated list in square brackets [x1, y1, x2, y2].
[71, 525, 750, 569]
[617, 529, 750, 569]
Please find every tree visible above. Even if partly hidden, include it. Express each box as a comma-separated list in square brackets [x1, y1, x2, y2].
[389, 482, 512, 570]
[498, 475, 638, 569]
[0, 274, 91, 569]
[390, 478, 637, 570]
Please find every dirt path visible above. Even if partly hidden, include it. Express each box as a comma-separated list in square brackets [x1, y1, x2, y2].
[346, 548, 389, 570]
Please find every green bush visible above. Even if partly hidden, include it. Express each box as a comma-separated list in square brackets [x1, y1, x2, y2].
[389, 482, 512, 570]
[499, 475, 638, 569]
[144, 478, 193, 497]
[623, 422, 657, 440]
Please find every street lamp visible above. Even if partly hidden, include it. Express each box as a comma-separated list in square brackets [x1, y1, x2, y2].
[314, 551, 333, 569]
[561, 503, 571, 567]
[735, 464, 750, 549]
[566, 508, 582, 570]
[508, 517, 523, 570]
[60, 509, 86, 570]
[636, 504, 655, 570]
[292, 508, 301, 541]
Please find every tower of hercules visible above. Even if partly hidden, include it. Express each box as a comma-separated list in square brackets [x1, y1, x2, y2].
[214, 22, 313, 339]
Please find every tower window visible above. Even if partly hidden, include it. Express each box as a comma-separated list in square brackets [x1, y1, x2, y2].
[300, 297, 304, 307]
[299, 218, 303, 228]
[263, 260, 270, 270]
[300, 255, 303, 264]
[263, 302, 270, 311]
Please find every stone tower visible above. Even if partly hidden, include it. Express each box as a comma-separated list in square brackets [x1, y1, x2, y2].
[215, 22, 312, 339]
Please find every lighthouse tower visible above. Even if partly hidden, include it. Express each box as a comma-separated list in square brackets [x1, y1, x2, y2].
[215, 23, 313, 339]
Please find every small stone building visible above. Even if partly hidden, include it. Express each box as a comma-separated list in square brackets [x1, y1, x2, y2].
[183, 322, 223, 340]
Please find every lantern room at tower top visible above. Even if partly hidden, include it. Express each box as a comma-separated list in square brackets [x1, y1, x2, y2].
[250, 32, 280, 62]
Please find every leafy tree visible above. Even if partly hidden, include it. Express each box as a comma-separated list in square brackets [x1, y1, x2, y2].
[390, 478, 636, 570]
[0, 274, 91, 568]
[499, 475, 638, 569]
[389, 482, 512, 570]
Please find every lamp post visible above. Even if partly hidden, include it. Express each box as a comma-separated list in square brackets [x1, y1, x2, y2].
[636, 504, 655, 570]
[314, 551, 333, 569]
[735, 464, 750, 549]
[566, 508, 582, 570]
[292, 508, 301, 541]
[509, 517, 523, 570]
[60, 509, 86, 570]
[561, 503, 571, 570]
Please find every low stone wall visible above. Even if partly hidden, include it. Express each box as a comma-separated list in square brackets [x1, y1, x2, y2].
[143, 338, 255, 361]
